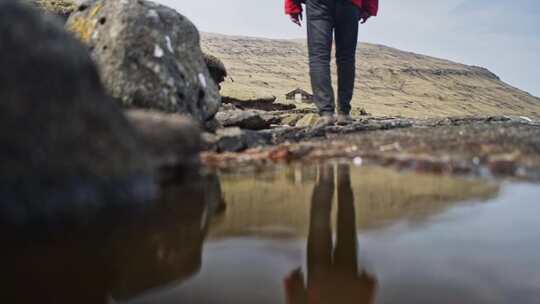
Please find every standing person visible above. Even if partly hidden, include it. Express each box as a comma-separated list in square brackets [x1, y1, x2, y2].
[285, 0, 378, 126]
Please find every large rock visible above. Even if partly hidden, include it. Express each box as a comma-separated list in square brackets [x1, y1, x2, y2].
[0, 1, 156, 226]
[204, 128, 271, 152]
[203, 53, 227, 90]
[66, 0, 220, 123]
[222, 95, 296, 111]
[126, 110, 202, 172]
[215, 110, 271, 130]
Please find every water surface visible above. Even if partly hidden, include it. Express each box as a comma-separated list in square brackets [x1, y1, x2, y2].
[3, 164, 540, 303]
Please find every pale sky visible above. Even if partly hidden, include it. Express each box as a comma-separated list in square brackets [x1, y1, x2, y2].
[158, 0, 540, 97]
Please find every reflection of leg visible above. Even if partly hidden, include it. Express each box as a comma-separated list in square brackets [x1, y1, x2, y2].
[307, 165, 334, 285]
[334, 164, 358, 275]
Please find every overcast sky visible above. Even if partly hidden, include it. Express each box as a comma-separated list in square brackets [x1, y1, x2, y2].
[158, 0, 540, 96]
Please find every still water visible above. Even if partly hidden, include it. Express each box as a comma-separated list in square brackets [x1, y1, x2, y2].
[3, 164, 540, 303]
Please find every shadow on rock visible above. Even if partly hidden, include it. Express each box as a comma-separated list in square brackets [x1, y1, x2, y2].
[0, 1, 156, 228]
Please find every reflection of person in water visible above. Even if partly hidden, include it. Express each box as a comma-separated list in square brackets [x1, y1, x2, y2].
[285, 164, 377, 304]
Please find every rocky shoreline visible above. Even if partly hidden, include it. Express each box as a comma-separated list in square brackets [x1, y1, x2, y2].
[202, 114, 540, 181]
[24, 0, 540, 181]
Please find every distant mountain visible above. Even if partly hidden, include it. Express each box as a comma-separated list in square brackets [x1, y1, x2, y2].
[201, 32, 540, 118]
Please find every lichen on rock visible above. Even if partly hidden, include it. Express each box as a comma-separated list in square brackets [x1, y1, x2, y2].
[31, 0, 80, 21]
[65, 2, 102, 43]
[66, 0, 221, 124]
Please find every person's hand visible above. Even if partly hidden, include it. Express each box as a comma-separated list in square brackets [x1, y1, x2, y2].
[290, 13, 303, 27]
[358, 9, 371, 24]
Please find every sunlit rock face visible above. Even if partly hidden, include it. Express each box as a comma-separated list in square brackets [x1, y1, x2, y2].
[0, 0, 156, 227]
[66, 0, 221, 123]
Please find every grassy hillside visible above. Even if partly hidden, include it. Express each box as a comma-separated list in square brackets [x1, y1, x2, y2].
[201, 33, 540, 118]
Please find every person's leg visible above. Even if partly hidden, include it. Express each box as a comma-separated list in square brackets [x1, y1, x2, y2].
[306, 0, 335, 116]
[334, 0, 359, 116]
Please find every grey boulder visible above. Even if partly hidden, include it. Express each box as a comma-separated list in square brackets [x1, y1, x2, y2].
[126, 110, 202, 171]
[203, 128, 271, 152]
[0, 1, 156, 227]
[66, 0, 221, 123]
[215, 110, 272, 130]
[203, 53, 227, 89]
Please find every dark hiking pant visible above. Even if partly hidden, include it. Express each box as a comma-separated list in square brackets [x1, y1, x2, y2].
[306, 0, 359, 116]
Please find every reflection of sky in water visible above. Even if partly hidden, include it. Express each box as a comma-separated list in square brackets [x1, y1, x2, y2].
[359, 183, 540, 304]
[129, 179, 540, 304]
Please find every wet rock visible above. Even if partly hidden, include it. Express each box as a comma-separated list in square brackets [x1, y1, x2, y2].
[202, 118, 221, 133]
[204, 128, 271, 152]
[215, 110, 271, 130]
[201, 116, 540, 180]
[428, 116, 512, 127]
[222, 96, 296, 112]
[203, 53, 227, 89]
[219, 102, 239, 112]
[0, 1, 156, 226]
[66, 0, 220, 123]
[260, 112, 283, 126]
[271, 118, 415, 144]
[125, 110, 202, 171]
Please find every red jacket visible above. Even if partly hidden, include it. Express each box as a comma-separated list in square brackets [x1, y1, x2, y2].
[285, 0, 378, 17]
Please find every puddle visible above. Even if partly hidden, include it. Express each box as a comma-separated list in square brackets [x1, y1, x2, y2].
[3, 164, 540, 303]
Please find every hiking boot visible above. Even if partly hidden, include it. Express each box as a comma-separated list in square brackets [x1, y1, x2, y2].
[336, 114, 354, 125]
[312, 114, 336, 129]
